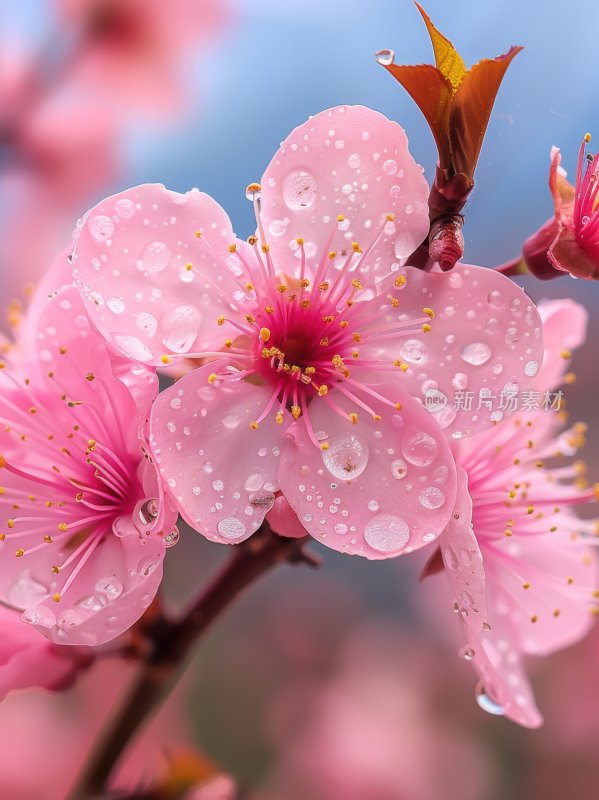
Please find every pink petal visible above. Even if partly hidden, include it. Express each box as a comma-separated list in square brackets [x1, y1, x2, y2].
[72, 184, 244, 365]
[441, 467, 488, 627]
[536, 299, 588, 391]
[460, 584, 543, 728]
[150, 360, 288, 544]
[267, 496, 309, 540]
[358, 262, 544, 437]
[278, 383, 456, 559]
[259, 105, 429, 282]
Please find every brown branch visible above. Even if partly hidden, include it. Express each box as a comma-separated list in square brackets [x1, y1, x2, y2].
[67, 522, 315, 800]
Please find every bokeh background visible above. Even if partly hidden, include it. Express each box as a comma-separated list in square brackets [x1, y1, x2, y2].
[2, 1, 599, 798]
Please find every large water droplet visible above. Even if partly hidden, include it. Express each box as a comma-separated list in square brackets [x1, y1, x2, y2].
[475, 682, 505, 716]
[217, 517, 247, 539]
[375, 49, 395, 66]
[418, 486, 446, 509]
[399, 338, 427, 364]
[486, 290, 504, 308]
[322, 432, 369, 480]
[107, 297, 125, 314]
[138, 241, 172, 273]
[283, 170, 318, 210]
[77, 593, 108, 613]
[95, 576, 124, 601]
[160, 305, 201, 353]
[115, 198, 135, 219]
[89, 215, 114, 242]
[22, 605, 56, 628]
[136, 312, 158, 337]
[460, 342, 492, 366]
[402, 431, 438, 466]
[163, 526, 180, 548]
[364, 514, 409, 553]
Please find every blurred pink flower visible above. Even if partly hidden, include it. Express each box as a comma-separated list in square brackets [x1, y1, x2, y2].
[0, 283, 177, 645]
[71, 104, 542, 557]
[0, 603, 91, 700]
[523, 136, 599, 280]
[443, 299, 598, 727]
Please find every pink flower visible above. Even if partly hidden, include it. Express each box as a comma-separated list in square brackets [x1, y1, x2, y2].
[0, 604, 91, 700]
[0, 284, 177, 645]
[441, 298, 598, 727]
[523, 136, 599, 280]
[71, 105, 543, 558]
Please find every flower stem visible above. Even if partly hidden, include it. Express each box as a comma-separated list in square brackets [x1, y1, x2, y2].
[67, 522, 317, 800]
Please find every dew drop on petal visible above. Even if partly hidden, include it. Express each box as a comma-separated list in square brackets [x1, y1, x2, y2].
[418, 486, 446, 510]
[77, 594, 108, 613]
[160, 305, 201, 353]
[95, 576, 124, 601]
[364, 514, 409, 553]
[402, 431, 438, 467]
[217, 517, 247, 540]
[452, 372, 468, 390]
[22, 605, 56, 628]
[486, 290, 504, 308]
[382, 158, 397, 175]
[375, 49, 395, 66]
[115, 198, 135, 218]
[89, 215, 114, 242]
[107, 297, 125, 314]
[399, 338, 426, 364]
[524, 360, 538, 377]
[460, 342, 492, 366]
[8, 570, 48, 608]
[283, 170, 318, 210]
[444, 545, 459, 570]
[390, 458, 408, 479]
[138, 241, 172, 273]
[476, 682, 505, 716]
[136, 312, 158, 337]
[164, 526, 180, 548]
[322, 432, 369, 480]
[112, 334, 153, 363]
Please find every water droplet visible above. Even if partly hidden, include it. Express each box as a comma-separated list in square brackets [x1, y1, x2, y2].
[89, 215, 114, 242]
[462, 647, 475, 661]
[136, 312, 158, 337]
[322, 432, 370, 480]
[449, 272, 463, 289]
[217, 517, 247, 539]
[375, 49, 395, 66]
[382, 158, 397, 175]
[524, 360, 538, 377]
[137, 557, 160, 576]
[112, 334, 153, 363]
[444, 545, 459, 569]
[160, 305, 201, 353]
[138, 241, 172, 273]
[283, 170, 318, 210]
[107, 296, 125, 314]
[418, 486, 446, 509]
[115, 198, 135, 218]
[334, 523, 348, 535]
[347, 153, 361, 168]
[222, 414, 241, 429]
[244, 473, 263, 492]
[390, 458, 408, 479]
[95, 576, 124, 601]
[8, 570, 48, 608]
[58, 609, 82, 628]
[245, 184, 262, 203]
[452, 372, 468, 390]
[164, 526, 180, 548]
[475, 682, 505, 716]
[22, 605, 56, 628]
[486, 290, 504, 308]
[268, 218, 289, 237]
[402, 431, 439, 466]
[399, 338, 426, 364]
[460, 342, 492, 366]
[367, 500, 380, 511]
[77, 593, 108, 613]
[364, 515, 409, 553]
[213, 479, 224, 491]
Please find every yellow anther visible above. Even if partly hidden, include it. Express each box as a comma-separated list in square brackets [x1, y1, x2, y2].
[394, 275, 406, 288]
[276, 285, 287, 294]
[52, 593, 61, 603]
[208, 373, 218, 384]
[373, 414, 382, 421]
[352, 351, 359, 359]
[328, 251, 336, 260]
[0, 534, 5, 541]
[224, 339, 233, 349]
[550, 525, 557, 532]
[351, 242, 362, 253]
[194, 230, 202, 238]
[249, 421, 259, 430]
[259, 327, 271, 343]
[245, 314, 256, 324]
[337, 215, 345, 222]
[43, 535, 53, 543]
[395, 402, 402, 410]
[247, 235, 258, 245]
[160, 354, 171, 364]
[319, 281, 330, 291]
[265, 305, 274, 314]
[246, 182, 262, 195]
[553, 609, 561, 617]
[87, 439, 96, 451]
[300, 299, 310, 309]
[339, 320, 349, 328]
[245, 282, 254, 291]
[508, 490, 517, 499]
[28, 407, 37, 414]
[530, 615, 538, 624]
[296, 237, 305, 246]
[85, 372, 96, 382]
[305, 366, 316, 376]
[504, 529, 513, 537]
[351, 279, 364, 290]
[352, 333, 361, 343]
[228, 244, 237, 253]
[185, 263, 193, 272]
[349, 412, 358, 425]
[561, 349, 571, 359]
[15, 549, 24, 557]
[320, 442, 330, 451]
[422, 323, 431, 333]
[385, 212, 395, 221]
[275, 411, 284, 425]
[318, 385, 329, 396]
[423, 307, 435, 318]
[51, 565, 60, 574]
[523, 582, 531, 590]
[320, 337, 329, 347]
[261, 243, 270, 253]
[584, 132, 592, 143]
[58, 523, 68, 532]
[291, 405, 301, 420]
[299, 278, 310, 288]
[59, 346, 67, 355]
[527, 505, 534, 515]
[217, 315, 225, 326]
[564, 372, 576, 384]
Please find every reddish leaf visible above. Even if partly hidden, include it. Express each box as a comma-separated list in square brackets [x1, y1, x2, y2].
[415, 2, 467, 90]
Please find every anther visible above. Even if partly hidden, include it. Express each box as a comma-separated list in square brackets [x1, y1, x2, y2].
[291, 405, 301, 420]
[85, 373, 95, 381]
[194, 230, 202, 238]
[259, 327, 271, 343]
[394, 275, 406, 287]
[208, 373, 218, 384]
[249, 421, 259, 430]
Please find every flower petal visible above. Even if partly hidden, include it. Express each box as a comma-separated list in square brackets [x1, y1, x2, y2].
[278, 383, 456, 558]
[358, 262, 544, 437]
[441, 466, 488, 627]
[536, 299, 587, 391]
[259, 105, 429, 282]
[150, 360, 289, 544]
[72, 184, 245, 365]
